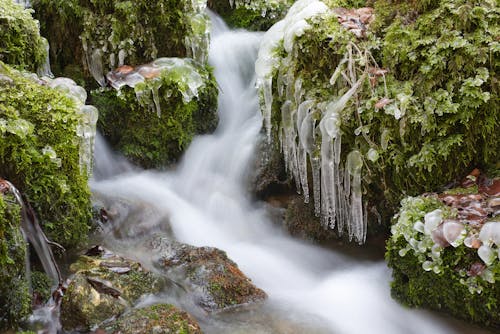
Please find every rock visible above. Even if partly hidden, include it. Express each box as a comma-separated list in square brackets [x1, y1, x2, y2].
[150, 236, 267, 312]
[91, 58, 218, 169]
[101, 304, 202, 334]
[387, 169, 500, 328]
[60, 248, 164, 331]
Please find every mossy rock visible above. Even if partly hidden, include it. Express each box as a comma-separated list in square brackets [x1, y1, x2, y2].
[257, 0, 499, 242]
[61, 248, 164, 331]
[32, 0, 210, 84]
[91, 58, 218, 169]
[0, 188, 30, 331]
[386, 171, 500, 328]
[102, 304, 202, 334]
[0, 0, 47, 72]
[208, 0, 294, 31]
[151, 237, 267, 311]
[0, 62, 92, 247]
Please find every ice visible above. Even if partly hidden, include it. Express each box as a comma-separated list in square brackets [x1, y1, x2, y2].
[478, 244, 496, 266]
[90, 48, 106, 87]
[346, 150, 364, 243]
[479, 221, 500, 247]
[424, 209, 443, 235]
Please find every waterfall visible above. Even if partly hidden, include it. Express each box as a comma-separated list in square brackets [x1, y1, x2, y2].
[90, 14, 473, 334]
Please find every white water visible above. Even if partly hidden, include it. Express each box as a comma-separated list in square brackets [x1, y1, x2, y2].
[91, 18, 479, 334]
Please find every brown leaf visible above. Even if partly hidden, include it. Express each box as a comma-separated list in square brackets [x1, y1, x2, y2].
[374, 98, 392, 109]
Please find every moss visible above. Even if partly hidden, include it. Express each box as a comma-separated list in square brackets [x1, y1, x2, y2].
[208, 0, 295, 31]
[260, 0, 499, 236]
[0, 0, 47, 72]
[0, 62, 92, 247]
[91, 59, 218, 168]
[0, 191, 30, 332]
[32, 0, 209, 83]
[103, 304, 202, 334]
[31, 270, 52, 303]
[387, 237, 500, 328]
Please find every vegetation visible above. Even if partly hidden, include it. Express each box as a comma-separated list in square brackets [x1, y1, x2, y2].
[0, 0, 47, 72]
[0, 191, 30, 331]
[32, 0, 210, 83]
[0, 62, 92, 247]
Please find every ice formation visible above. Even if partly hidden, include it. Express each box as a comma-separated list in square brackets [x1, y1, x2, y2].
[255, 0, 328, 141]
[106, 58, 207, 118]
[46, 77, 98, 176]
[255, 0, 379, 242]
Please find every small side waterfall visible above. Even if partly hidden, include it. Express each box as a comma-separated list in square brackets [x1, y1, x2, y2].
[90, 14, 481, 334]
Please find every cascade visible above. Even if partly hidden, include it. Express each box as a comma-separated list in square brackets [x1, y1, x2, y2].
[88, 11, 472, 334]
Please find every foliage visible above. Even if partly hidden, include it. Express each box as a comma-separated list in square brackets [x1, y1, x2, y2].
[0, 192, 30, 331]
[0, 62, 92, 247]
[91, 61, 218, 168]
[0, 0, 47, 72]
[208, 0, 295, 31]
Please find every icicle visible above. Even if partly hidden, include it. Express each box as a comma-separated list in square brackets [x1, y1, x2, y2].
[151, 86, 161, 117]
[90, 48, 106, 87]
[346, 150, 364, 243]
[262, 77, 273, 141]
[118, 49, 126, 67]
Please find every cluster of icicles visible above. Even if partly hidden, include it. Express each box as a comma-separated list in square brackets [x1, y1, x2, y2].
[106, 58, 206, 117]
[83, 0, 210, 88]
[256, 0, 370, 243]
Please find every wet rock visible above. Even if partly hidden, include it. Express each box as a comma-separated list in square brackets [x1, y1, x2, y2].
[101, 304, 202, 334]
[150, 237, 267, 312]
[60, 248, 164, 331]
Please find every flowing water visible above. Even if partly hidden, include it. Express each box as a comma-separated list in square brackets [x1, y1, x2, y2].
[90, 16, 490, 334]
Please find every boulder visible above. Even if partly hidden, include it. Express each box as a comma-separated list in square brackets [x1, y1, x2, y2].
[387, 169, 500, 328]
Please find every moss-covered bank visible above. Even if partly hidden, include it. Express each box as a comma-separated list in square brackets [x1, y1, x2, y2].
[92, 58, 218, 168]
[387, 170, 500, 327]
[0, 185, 30, 331]
[256, 0, 499, 243]
[0, 63, 92, 247]
[0, 0, 47, 72]
[32, 0, 210, 85]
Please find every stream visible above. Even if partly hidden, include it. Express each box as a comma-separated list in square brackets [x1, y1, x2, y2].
[88, 14, 491, 334]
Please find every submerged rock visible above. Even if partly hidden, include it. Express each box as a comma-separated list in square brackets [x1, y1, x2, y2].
[92, 58, 218, 169]
[60, 248, 164, 331]
[150, 236, 267, 312]
[102, 304, 202, 334]
[387, 169, 500, 328]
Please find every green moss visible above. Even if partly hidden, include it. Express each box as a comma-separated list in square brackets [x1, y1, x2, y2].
[209, 0, 295, 31]
[33, 0, 209, 83]
[31, 270, 52, 302]
[0, 62, 92, 247]
[0, 192, 30, 331]
[103, 304, 202, 334]
[91, 59, 218, 168]
[387, 236, 500, 328]
[0, 0, 47, 72]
